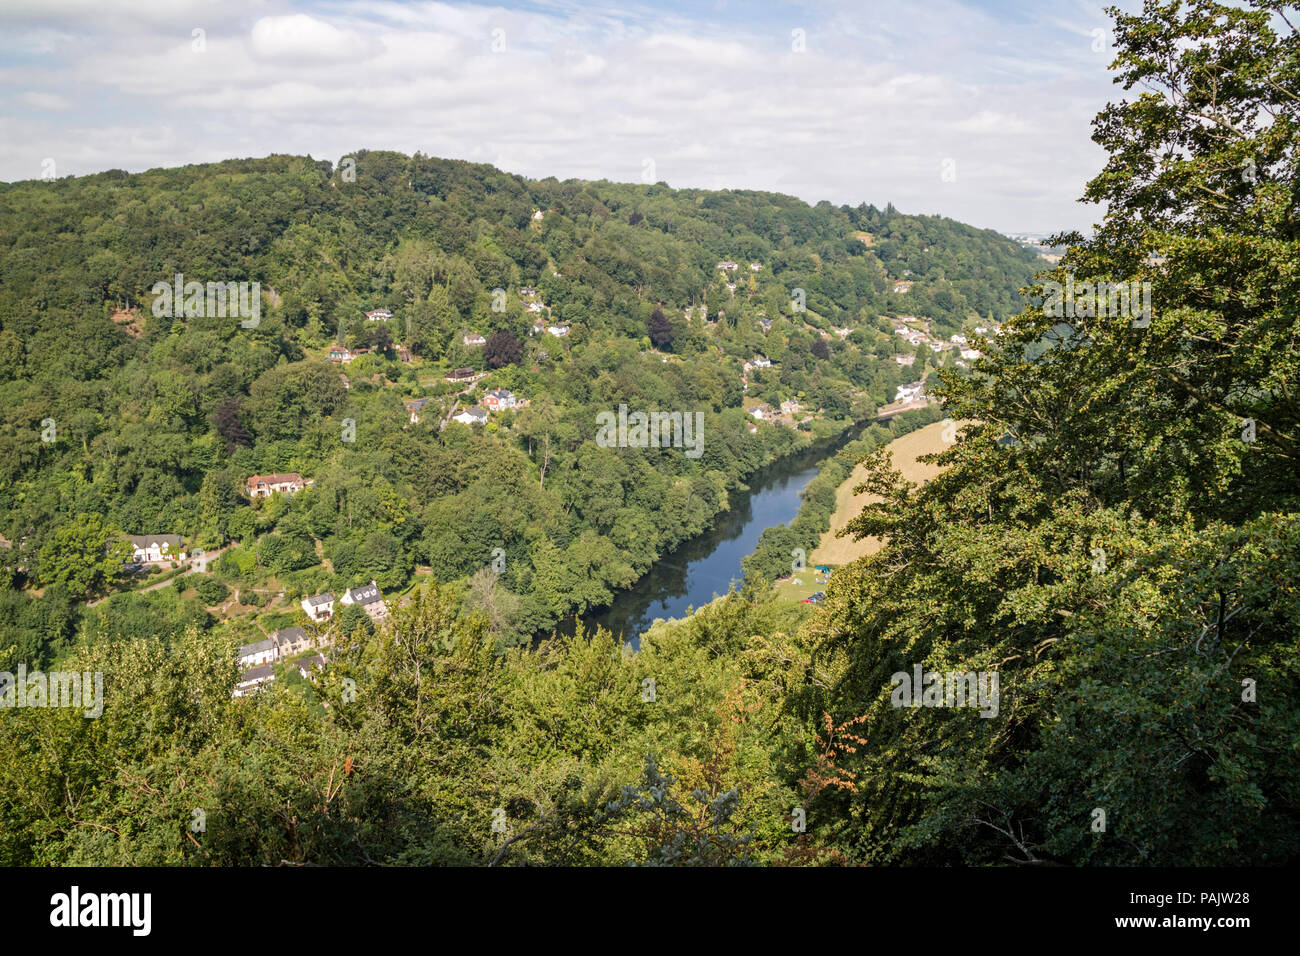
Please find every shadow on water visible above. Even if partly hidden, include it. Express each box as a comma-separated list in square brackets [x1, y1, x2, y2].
[549, 419, 876, 649]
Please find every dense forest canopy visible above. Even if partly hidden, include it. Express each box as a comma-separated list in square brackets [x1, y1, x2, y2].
[0, 0, 1295, 868]
[0, 140, 1036, 654]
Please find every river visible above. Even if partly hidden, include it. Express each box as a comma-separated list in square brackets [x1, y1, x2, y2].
[563, 421, 871, 647]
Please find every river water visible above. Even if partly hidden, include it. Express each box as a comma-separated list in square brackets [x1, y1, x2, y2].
[567, 422, 869, 647]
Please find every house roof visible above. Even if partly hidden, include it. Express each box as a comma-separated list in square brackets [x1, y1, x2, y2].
[238, 638, 277, 658]
[238, 664, 274, 684]
[303, 591, 335, 607]
[345, 582, 382, 606]
[247, 473, 302, 486]
[124, 534, 181, 549]
[274, 626, 307, 644]
[454, 406, 489, 423]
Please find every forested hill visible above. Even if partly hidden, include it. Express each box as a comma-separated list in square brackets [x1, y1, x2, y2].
[0, 151, 1037, 660]
[0, 150, 1037, 334]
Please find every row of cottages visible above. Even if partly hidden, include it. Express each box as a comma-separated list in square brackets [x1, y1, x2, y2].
[234, 626, 328, 697]
[365, 308, 393, 322]
[246, 473, 309, 499]
[124, 534, 185, 565]
[463, 333, 487, 347]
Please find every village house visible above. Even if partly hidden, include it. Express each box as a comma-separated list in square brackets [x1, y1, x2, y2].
[750, 404, 775, 421]
[960, 347, 982, 361]
[329, 346, 369, 364]
[520, 286, 538, 298]
[404, 397, 433, 424]
[780, 399, 801, 416]
[238, 637, 278, 668]
[364, 308, 393, 322]
[340, 580, 388, 621]
[233, 664, 274, 697]
[895, 354, 916, 366]
[446, 368, 477, 383]
[296, 654, 327, 679]
[726, 282, 737, 292]
[893, 280, 914, 294]
[836, 328, 853, 338]
[759, 318, 772, 331]
[483, 387, 517, 411]
[124, 534, 185, 565]
[749, 262, 762, 272]
[546, 324, 570, 337]
[301, 591, 335, 622]
[273, 626, 312, 658]
[895, 383, 925, 404]
[246, 473, 307, 498]
[452, 406, 489, 426]
[751, 355, 772, 368]
[951, 334, 968, 345]
[463, 333, 486, 347]
[532, 209, 544, 221]
[526, 301, 546, 314]
[716, 260, 739, 271]
[531, 316, 548, 335]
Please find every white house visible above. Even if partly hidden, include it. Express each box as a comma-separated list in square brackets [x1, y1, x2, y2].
[364, 308, 393, 322]
[462, 333, 486, 347]
[895, 383, 925, 404]
[452, 406, 489, 426]
[237, 637, 278, 668]
[233, 665, 274, 697]
[752, 355, 772, 368]
[245, 473, 306, 498]
[546, 325, 570, 337]
[960, 348, 982, 360]
[301, 591, 335, 622]
[716, 260, 739, 271]
[483, 388, 516, 411]
[124, 534, 184, 564]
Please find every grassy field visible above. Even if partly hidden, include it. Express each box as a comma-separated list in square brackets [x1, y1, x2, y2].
[810, 419, 950, 566]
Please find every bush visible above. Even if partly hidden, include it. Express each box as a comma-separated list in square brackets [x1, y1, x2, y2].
[193, 577, 229, 606]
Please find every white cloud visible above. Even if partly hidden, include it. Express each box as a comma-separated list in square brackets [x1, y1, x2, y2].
[249, 14, 381, 62]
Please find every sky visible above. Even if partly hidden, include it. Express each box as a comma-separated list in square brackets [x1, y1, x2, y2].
[0, 0, 1138, 234]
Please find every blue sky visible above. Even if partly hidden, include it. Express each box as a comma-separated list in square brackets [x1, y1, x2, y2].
[0, 0, 1137, 232]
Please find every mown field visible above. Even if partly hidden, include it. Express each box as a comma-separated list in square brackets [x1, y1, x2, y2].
[810, 419, 950, 565]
